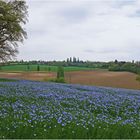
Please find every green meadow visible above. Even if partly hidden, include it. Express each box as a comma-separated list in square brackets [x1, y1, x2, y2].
[0, 64, 94, 72]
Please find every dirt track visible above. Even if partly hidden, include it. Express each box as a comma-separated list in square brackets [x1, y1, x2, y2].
[0, 70, 139, 90]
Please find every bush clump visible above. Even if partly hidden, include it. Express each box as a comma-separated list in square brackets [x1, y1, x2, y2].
[47, 66, 65, 83]
[48, 77, 65, 83]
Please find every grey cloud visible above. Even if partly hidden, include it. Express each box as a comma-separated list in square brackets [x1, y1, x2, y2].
[84, 48, 125, 54]
[59, 7, 89, 23]
[115, 0, 136, 7]
[133, 10, 140, 17]
[17, 0, 140, 61]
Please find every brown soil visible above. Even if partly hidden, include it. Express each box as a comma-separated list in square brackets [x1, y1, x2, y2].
[0, 72, 56, 81]
[65, 70, 140, 90]
[0, 70, 139, 90]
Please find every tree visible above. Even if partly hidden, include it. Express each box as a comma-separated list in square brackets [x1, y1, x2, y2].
[69, 57, 72, 63]
[73, 57, 75, 63]
[48, 67, 51, 72]
[114, 59, 118, 64]
[49, 66, 65, 83]
[57, 66, 64, 79]
[108, 64, 120, 71]
[37, 65, 40, 71]
[0, 0, 28, 61]
[77, 57, 80, 63]
[66, 58, 69, 63]
[27, 64, 30, 71]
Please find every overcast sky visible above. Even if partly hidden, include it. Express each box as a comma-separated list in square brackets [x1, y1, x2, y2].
[17, 0, 140, 62]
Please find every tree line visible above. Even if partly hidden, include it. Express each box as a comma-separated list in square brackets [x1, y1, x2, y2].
[1, 59, 140, 74]
[108, 60, 140, 74]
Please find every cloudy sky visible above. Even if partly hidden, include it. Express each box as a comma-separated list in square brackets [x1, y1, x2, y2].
[18, 0, 140, 62]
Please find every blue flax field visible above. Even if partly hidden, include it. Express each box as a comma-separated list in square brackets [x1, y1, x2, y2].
[0, 80, 140, 139]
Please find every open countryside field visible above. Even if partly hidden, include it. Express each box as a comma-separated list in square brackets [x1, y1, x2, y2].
[65, 70, 140, 90]
[0, 80, 140, 139]
[0, 72, 56, 81]
[2, 0, 140, 139]
[0, 64, 94, 72]
[0, 70, 139, 90]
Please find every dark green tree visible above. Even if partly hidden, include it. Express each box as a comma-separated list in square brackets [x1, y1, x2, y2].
[66, 58, 69, 63]
[48, 67, 51, 72]
[55, 66, 65, 83]
[77, 57, 80, 63]
[114, 59, 118, 64]
[57, 66, 64, 79]
[37, 65, 40, 71]
[73, 57, 76, 63]
[0, 0, 28, 61]
[27, 64, 30, 71]
[69, 57, 72, 63]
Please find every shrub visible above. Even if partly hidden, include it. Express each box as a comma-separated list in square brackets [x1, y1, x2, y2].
[55, 77, 65, 83]
[108, 64, 120, 71]
[57, 66, 64, 79]
[46, 66, 65, 83]
[48, 67, 51, 72]
[136, 75, 140, 82]
[48, 78, 65, 83]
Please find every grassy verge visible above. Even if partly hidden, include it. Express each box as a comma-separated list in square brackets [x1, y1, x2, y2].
[0, 78, 17, 82]
[0, 119, 139, 139]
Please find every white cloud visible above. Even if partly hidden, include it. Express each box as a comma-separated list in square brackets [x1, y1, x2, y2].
[18, 0, 140, 61]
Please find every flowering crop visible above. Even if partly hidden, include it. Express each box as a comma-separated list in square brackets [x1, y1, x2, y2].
[0, 80, 140, 138]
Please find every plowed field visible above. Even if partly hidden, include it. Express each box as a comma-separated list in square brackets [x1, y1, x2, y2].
[65, 70, 140, 90]
[0, 70, 139, 90]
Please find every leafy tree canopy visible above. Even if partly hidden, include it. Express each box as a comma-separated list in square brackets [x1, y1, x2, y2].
[0, 0, 28, 61]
